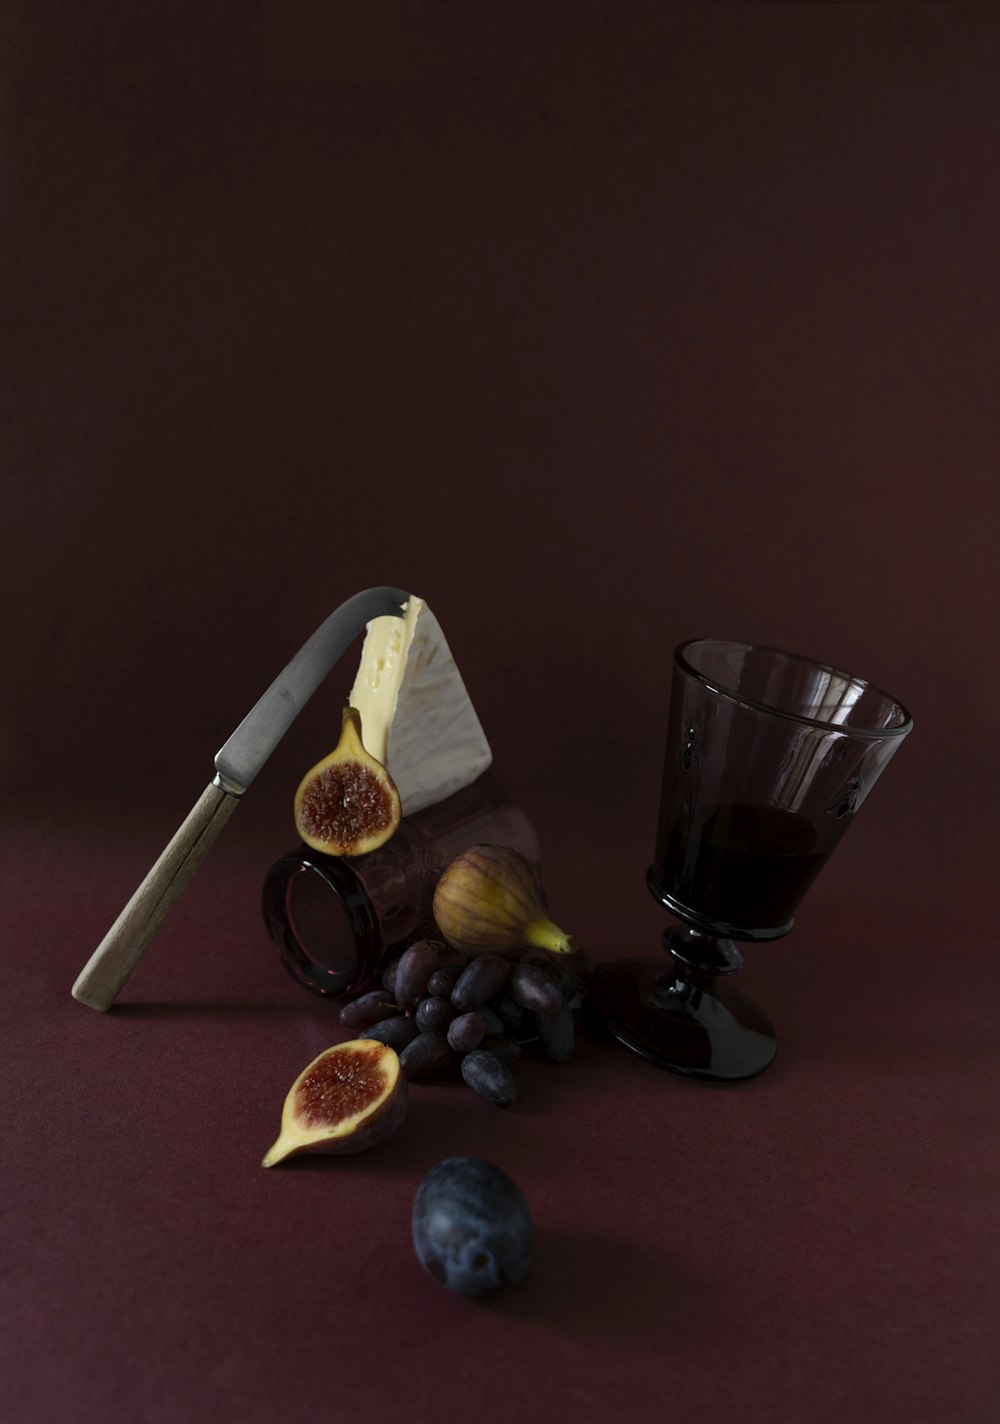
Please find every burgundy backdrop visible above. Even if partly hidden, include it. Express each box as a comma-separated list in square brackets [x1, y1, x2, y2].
[3, 6, 997, 1423]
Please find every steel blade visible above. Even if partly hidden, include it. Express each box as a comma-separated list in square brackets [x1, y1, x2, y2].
[213, 585, 408, 794]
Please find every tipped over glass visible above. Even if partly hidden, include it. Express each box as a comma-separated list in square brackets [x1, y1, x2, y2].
[585, 639, 913, 1080]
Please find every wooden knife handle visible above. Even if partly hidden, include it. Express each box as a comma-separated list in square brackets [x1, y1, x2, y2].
[72, 780, 241, 1011]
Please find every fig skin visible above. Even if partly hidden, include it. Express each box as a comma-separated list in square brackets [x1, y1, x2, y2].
[262, 1040, 408, 1166]
[432, 845, 578, 959]
[294, 707, 401, 857]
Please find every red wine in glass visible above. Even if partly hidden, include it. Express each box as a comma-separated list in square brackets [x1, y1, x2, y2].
[653, 800, 831, 940]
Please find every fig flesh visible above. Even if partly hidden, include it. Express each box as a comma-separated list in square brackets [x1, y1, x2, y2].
[262, 1039, 408, 1166]
[294, 707, 401, 856]
[432, 845, 577, 958]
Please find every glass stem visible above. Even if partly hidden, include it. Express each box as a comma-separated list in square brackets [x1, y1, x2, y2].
[662, 923, 744, 976]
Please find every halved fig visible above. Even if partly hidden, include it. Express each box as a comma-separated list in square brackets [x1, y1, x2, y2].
[293, 707, 401, 856]
[262, 1039, 408, 1166]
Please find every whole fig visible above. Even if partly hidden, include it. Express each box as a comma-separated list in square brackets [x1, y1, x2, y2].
[432, 845, 577, 958]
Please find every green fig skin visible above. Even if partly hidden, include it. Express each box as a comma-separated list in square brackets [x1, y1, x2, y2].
[432, 845, 578, 958]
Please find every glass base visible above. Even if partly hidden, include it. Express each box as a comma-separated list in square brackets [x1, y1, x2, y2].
[584, 956, 777, 1081]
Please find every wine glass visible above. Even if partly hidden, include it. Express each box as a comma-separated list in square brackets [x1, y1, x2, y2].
[585, 639, 913, 1081]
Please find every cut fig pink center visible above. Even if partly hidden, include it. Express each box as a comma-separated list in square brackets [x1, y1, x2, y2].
[295, 1046, 390, 1126]
[298, 763, 395, 845]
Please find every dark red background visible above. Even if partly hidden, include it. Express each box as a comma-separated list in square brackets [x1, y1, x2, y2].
[3, 6, 997, 1423]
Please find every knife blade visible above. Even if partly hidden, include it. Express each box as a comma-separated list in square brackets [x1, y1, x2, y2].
[72, 586, 409, 1011]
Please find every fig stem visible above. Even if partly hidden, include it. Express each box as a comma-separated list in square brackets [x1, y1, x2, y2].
[527, 918, 578, 955]
[261, 1139, 290, 1168]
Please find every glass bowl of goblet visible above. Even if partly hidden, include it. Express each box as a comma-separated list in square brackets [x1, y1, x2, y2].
[585, 639, 913, 1081]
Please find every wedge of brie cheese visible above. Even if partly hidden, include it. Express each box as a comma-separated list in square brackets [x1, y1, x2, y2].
[348, 596, 492, 815]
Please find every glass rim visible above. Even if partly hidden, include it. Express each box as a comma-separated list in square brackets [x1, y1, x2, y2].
[674, 638, 914, 739]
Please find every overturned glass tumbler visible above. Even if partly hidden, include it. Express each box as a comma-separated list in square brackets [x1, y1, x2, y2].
[262, 773, 539, 999]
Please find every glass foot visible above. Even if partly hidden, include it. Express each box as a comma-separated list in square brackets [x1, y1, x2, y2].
[584, 956, 776, 1081]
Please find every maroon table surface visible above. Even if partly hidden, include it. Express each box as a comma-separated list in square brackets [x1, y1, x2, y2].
[3, 6, 999, 1423]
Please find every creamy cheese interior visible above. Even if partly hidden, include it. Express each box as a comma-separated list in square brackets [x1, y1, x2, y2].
[349, 597, 422, 765]
[349, 596, 492, 815]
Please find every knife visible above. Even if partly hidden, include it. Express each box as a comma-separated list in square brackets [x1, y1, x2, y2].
[72, 586, 409, 1011]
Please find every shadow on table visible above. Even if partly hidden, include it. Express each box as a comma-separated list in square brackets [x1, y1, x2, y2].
[107, 998, 312, 1017]
[485, 1227, 715, 1349]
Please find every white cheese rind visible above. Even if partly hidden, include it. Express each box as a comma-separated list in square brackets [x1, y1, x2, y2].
[349, 597, 492, 814]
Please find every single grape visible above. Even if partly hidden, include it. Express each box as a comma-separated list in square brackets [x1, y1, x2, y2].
[534, 1004, 575, 1062]
[394, 940, 443, 1011]
[380, 958, 400, 994]
[447, 1011, 487, 1055]
[508, 964, 564, 1015]
[540, 961, 579, 1004]
[460, 1049, 516, 1106]
[414, 995, 455, 1034]
[338, 989, 399, 1030]
[359, 1015, 419, 1051]
[400, 1031, 452, 1079]
[412, 1157, 533, 1296]
[427, 963, 465, 998]
[451, 954, 511, 1013]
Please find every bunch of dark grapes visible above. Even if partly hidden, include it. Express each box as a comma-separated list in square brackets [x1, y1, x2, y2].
[337, 940, 583, 1106]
